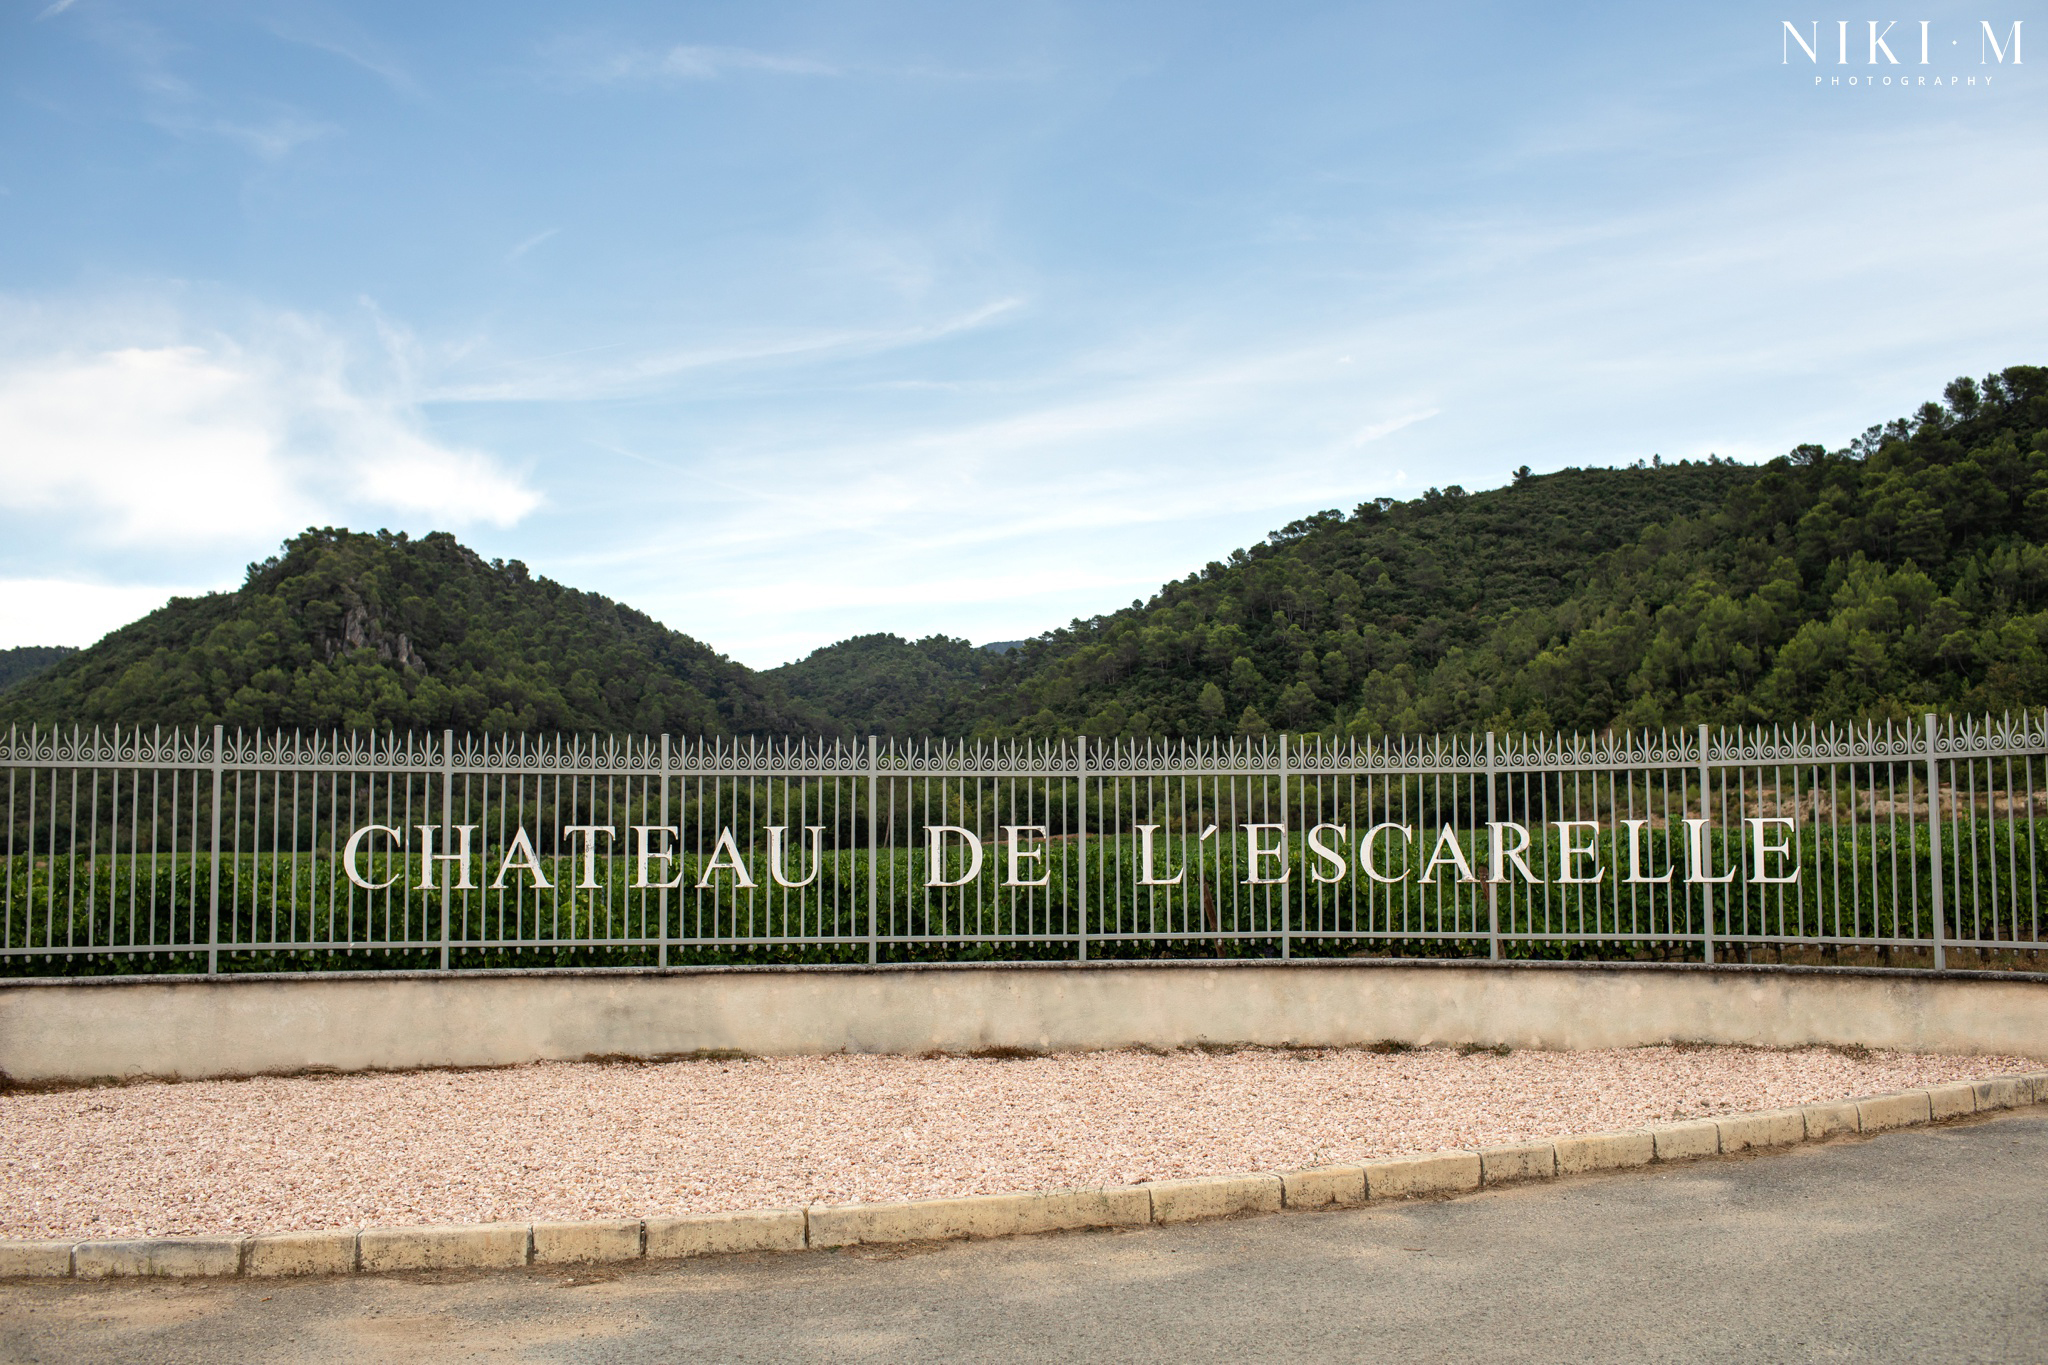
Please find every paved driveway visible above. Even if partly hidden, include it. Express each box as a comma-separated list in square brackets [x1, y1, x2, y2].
[5, 1112, 2046, 1363]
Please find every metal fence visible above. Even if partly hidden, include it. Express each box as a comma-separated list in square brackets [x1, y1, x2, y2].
[2, 713, 2044, 975]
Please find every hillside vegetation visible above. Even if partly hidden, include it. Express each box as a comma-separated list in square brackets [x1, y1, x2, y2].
[765, 633, 993, 737]
[0, 647, 75, 693]
[6, 366, 2042, 740]
[0, 531, 817, 736]
[849, 365, 2048, 739]
[965, 460, 1759, 739]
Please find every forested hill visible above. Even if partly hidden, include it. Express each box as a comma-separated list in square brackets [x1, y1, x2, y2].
[0, 530, 819, 737]
[961, 364, 2048, 739]
[765, 633, 994, 737]
[0, 647, 75, 693]
[958, 460, 1762, 739]
[5, 365, 2041, 740]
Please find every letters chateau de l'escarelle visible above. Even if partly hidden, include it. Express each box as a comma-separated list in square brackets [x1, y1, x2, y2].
[336, 818, 1806, 894]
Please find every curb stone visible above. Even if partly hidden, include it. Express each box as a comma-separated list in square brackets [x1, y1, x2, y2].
[245, 1229, 356, 1278]
[1717, 1107, 1806, 1153]
[532, 1218, 640, 1266]
[1973, 1076, 2025, 1110]
[73, 1238, 246, 1280]
[4, 1071, 2043, 1281]
[1554, 1130, 1653, 1175]
[1280, 1165, 1367, 1209]
[1802, 1100, 1861, 1141]
[1148, 1174, 1283, 1225]
[809, 1185, 1151, 1247]
[1927, 1081, 1978, 1120]
[644, 1208, 805, 1260]
[0, 1241, 73, 1278]
[1362, 1149, 1482, 1198]
[1858, 1089, 1934, 1131]
[358, 1222, 528, 1274]
[1648, 1118, 1721, 1161]
[1478, 1142, 1557, 1185]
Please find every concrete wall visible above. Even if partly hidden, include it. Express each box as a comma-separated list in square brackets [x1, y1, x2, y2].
[3, 961, 2045, 1084]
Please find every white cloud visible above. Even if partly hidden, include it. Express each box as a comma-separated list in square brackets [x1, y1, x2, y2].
[0, 579, 202, 649]
[0, 310, 540, 550]
[0, 346, 308, 545]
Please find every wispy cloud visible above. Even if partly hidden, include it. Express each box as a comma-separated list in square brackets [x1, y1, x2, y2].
[165, 110, 335, 160]
[59, 7, 337, 161]
[1351, 409, 1439, 447]
[549, 39, 839, 87]
[36, 0, 80, 19]
[430, 297, 1025, 403]
[504, 228, 560, 262]
[656, 45, 838, 79]
[259, 12, 422, 96]
[544, 35, 1043, 89]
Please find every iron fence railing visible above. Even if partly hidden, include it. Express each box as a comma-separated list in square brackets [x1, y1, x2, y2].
[1, 713, 2043, 974]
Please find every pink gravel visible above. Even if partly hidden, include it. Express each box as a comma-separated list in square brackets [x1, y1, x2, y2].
[0, 1045, 2032, 1242]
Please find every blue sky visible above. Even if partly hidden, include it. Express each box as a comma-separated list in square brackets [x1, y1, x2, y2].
[0, 2, 2041, 666]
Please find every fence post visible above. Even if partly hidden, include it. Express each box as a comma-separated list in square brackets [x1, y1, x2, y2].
[1925, 712, 1946, 970]
[1486, 731, 1501, 960]
[1278, 732, 1291, 959]
[439, 729, 454, 970]
[866, 735, 879, 965]
[1076, 735, 1089, 962]
[206, 724, 223, 975]
[657, 733, 671, 968]
[1697, 722, 1715, 965]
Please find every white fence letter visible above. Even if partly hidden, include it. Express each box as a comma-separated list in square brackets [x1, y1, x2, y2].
[697, 827, 757, 889]
[1360, 823, 1413, 883]
[1306, 823, 1349, 883]
[1623, 819, 1674, 883]
[1004, 825, 1050, 887]
[491, 826, 552, 890]
[343, 824, 404, 890]
[1553, 820, 1605, 884]
[1684, 819, 1739, 883]
[1487, 822, 1542, 883]
[926, 825, 984, 887]
[1747, 817, 1801, 883]
[1243, 823, 1290, 884]
[414, 824, 477, 891]
[1135, 824, 1183, 885]
[633, 825, 686, 889]
[561, 825, 616, 890]
[1420, 825, 1479, 883]
[765, 825, 825, 888]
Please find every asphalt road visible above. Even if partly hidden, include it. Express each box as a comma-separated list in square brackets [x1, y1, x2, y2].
[5, 1112, 2046, 1364]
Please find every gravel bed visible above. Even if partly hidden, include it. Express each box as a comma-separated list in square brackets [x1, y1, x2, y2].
[0, 1045, 2032, 1242]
